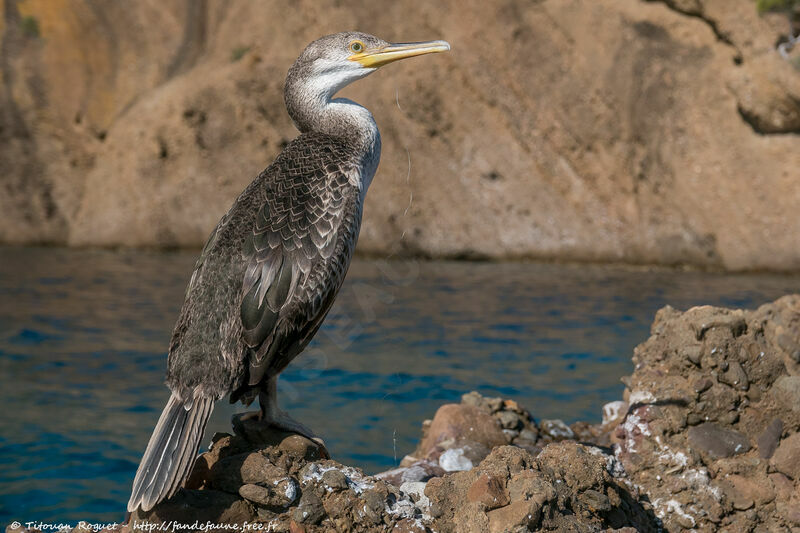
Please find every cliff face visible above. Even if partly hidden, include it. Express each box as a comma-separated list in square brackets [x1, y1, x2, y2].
[1, 0, 798, 270]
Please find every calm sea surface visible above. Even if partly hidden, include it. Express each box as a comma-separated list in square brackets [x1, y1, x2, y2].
[1, 246, 799, 523]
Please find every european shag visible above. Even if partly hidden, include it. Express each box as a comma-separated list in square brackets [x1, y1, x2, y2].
[127, 32, 449, 513]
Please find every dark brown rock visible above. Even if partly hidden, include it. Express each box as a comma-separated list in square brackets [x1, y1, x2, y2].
[321, 469, 349, 490]
[613, 296, 800, 531]
[507, 470, 556, 505]
[414, 402, 507, 462]
[232, 418, 326, 461]
[768, 472, 794, 501]
[687, 423, 751, 459]
[238, 484, 271, 506]
[693, 377, 713, 393]
[496, 410, 523, 430]
[537, 442, 607, 492]
[291, 490, 325, 525]
[719, 478, 755, 511]
[771, 432, 800, 480]
[757, 418, 783, 459]
[771, 376, 800, 414]
[777, 497, 800, 526]
[467, 473, 509, 510]
[581, 489, 612, 512]
[486, 500, 541, 533]
[361, 489, 388, 525]
[238, 477, 298, 508]
[288, 521, 305, 533]
[539, 419, 575, 440]
[718, 361, 749, 391]
[208, 452, 285, 493]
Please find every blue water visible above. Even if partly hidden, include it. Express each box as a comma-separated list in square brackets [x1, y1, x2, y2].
[1, 246, 799, 523]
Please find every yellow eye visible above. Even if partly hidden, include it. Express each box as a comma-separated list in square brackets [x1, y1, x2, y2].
[349, 41, 364, 53]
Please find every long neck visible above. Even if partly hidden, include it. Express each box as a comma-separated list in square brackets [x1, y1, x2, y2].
[284, 71, 381, 192]
[285, 82, 378, 144]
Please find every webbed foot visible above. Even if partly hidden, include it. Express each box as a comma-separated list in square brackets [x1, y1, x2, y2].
[231, 384, 330, 460]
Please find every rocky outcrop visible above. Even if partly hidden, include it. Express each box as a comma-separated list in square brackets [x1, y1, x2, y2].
[123, 420, 654, 532]
[5, 294, 800, 530]
[613, 295, 800, 531]
[1, 0, 799, 270]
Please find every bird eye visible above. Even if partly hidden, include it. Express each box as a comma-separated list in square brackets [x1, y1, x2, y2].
[349, 41, 364, 53]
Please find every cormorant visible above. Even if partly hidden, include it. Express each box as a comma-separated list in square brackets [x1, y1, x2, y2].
[127, 32, 449, 513]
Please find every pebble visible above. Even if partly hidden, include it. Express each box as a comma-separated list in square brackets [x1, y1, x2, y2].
[540, 419, 575, 440]
[692, 377, 713, 393]
[686, 413, 703, 426]
[399, 480, 430, 509]
[719, 410, 739, 426]
[209, 452, 285, 493]
[683, 345, 703, 365]
[321, 469, 349, 490]
[461, 391, 484, 408]
[718, 361, 749, 391]
[601, 401, 628, 425]
[746, 386, 762, 402]
[720, 478, 755, 511]
[687, 423, 751, 459]
[771, 376, 800, 413]
[291, 491, 325, 525]
[439, 448, 474, 472]
[503, 399, 525, 413]
[581, 489, 611, 512]
[497, 410, 523, 430]
[486, 397, 504, 413]
[692, 313, 746, 340]
[771, 432, 800, 480]
[768, 472, 794, 500]
[502, 428, 519, 442]
[461, 391, 504, 414]
[776, 331, 800, 361]
[361, 489, 387, 524]
[757, 418, 783, 459]
[467, 473, 509, 510]
[239, 483, 273, 506]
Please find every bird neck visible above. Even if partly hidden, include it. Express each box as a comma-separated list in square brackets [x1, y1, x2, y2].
[285, 82, 381, 195]
[285, 78, 379, 150]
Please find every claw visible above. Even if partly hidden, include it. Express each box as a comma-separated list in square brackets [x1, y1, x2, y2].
[231, 408, 330, 459]
[232, 377, 330, 459]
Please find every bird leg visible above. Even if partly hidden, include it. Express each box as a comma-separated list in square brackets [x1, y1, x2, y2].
[232, 377, 329, 458]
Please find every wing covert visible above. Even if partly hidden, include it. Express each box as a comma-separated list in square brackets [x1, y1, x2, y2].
[237, 140, 361, 389]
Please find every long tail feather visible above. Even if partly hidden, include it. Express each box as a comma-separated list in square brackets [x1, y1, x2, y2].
[127, 392, 214, 512]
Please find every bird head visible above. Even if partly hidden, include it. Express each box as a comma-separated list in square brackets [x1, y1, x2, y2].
[287, 31, 450, 101]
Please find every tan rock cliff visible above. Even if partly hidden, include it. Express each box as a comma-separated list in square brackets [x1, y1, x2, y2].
[1, 0, 798, 270]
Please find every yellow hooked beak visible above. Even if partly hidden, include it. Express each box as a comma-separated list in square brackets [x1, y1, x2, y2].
[349, 40, 450, 68]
